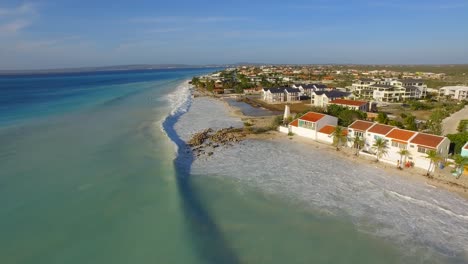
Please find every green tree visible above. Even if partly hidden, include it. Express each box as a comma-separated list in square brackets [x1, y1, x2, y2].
[191, 77, 200, 87]
[331, 126, 347, 151]
[372, 137, 389, 162]
[206, 80, 215, 92]
[452, 154, 468, 178]
[404, 115, 418, 131]
[425, 150, 441, 176]
[427, 108, 444, 135]
[447, 132, 468, 153]
[397, 149, 411, 165]
[352, 136, 364, 156]
[376, 112, 389, 124]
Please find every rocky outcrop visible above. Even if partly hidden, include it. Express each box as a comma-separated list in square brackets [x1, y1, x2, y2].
[187, 127, 246, 158]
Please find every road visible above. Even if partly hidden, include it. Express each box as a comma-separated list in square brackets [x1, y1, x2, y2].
[442, 105, 468, 135]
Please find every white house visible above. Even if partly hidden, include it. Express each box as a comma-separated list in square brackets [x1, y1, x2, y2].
[407, 132, 450, 171]
[347, 120, 376, 147]
[285, 112, 338, 140]
[311, 91, 351, 107]
[317, 125, 348, 144]
[362, 123, 395, 153]
[439, 86, 468, 101]
[263, 88, 285, 103]
[284, 87, 301, 102]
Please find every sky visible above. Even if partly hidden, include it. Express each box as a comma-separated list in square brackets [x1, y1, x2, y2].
[0, 0, 468, 70]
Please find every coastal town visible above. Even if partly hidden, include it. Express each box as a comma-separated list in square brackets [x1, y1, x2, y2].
[191, 65, 468, 191]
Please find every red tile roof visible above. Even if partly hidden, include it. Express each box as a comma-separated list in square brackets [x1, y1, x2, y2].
[410, 133, 445, 149]
[329, 99, 367, 107]
[386, 129, 417, 142]
[349, 120, 375, 132]
[367, 124, 395, 135]
[319, 125, 348, 135]
[465, 143, 468, 150]
[290, 119, 298, 127]
[299, 112, 326, 123]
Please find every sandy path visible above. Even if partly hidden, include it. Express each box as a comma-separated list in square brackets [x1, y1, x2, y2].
[442, 105, 468, 135]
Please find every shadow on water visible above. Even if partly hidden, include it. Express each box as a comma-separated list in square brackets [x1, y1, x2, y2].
[162, 103, 240, 264]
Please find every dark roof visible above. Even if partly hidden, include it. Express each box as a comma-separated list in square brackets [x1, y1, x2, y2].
[314, 90, 350, 98]
[370, 84, 394, 89]
[284, 87, 300, 93]
[399, 79, 424, 84]
[268, 87, 286, 93]
[313, 84, 327, 89]
[358, 78, 375, 82]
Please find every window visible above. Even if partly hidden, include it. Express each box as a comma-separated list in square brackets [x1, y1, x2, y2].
[417, 146, 429, 153]
[392, 141, 399, 147]
[355, 131, 363, 138]
[299, 120, 315, 130]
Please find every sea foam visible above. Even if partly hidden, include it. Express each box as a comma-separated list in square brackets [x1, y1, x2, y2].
[170, 95, 468, 262]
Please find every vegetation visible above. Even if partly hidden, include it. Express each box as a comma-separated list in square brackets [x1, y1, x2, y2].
[451, 154, 468, 178]
[372, 137, 389, 162]
[326, 105, 367, 127]
[352, 136, 364, 156]
[427, 108, 444, 135]
[403, 114, 418, 131]
[446, 132, 468, 154]
[425, 150, 441, 176]
[457, 120, 468, 133]
[331, 126, 347, 151]
[397, 149, 411, 164]
[376, 112, 389, 124]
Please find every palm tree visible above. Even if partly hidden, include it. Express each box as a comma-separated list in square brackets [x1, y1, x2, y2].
[425, 150, 441, 176]
[372, 137, 389, 162]
[331, 126, 347, 151]
[397, 149, 410, 166]
[452, 154, 468, 178]
[352, 136, 364, 156]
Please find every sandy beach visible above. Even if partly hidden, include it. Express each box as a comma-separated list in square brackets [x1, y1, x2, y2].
[173, 88, 468, 260]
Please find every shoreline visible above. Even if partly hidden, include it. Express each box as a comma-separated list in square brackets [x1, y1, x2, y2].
[191, 88, 468, 200]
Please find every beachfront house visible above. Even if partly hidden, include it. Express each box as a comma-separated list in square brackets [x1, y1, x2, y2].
[362, 123, 395, 153]
[284, 87, 301, 102]
[317, 125, 348, 144]
[285, 112, 338, 140]
[311, 91, 351, 107]
[407, 133, 450, 170]
[327, 99, 369, 112]
[384, 128, 418, 164]
[347, 120, 375, 147]
[462, 142, 468, 157]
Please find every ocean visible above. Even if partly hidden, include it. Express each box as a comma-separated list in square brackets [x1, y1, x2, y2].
[0, 69, 467, 264]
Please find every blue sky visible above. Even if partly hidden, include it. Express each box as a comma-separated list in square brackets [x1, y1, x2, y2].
[1, 0, 468, 69]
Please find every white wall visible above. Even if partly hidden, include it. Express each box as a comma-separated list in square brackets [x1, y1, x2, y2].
[291, 126, 316, 139]
[317, 132, 333, 144]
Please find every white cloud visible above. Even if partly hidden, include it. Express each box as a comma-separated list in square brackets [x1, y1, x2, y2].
[0, 2, 36, 17]
[0, 20, 31, 34]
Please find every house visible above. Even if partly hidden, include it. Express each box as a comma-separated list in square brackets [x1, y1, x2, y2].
[292, 83, 327, 95]
[363, 123, 395, 153]
[347, 120, 375, 147]
[317, 125, 348, 144]
[285, 112, 338, 140]
[462, 142, 468, 157]
[263, 88, 285, 103]
[439, 86, 468, 101]
[328, 99, 369, 112]
[311, 91, 351, 107]
[351, 78, 427, 101]
[407, 132, 450, 170]
[284, 87, 301, 102]
[347, 121, 451, 170]
[384, 128, 418, 164]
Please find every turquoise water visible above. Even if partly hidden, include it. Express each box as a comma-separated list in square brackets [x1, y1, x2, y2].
[0, 69, 459, 263]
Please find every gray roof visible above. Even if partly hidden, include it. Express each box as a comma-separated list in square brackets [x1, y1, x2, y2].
[268, 87, 286, 93]
[284, 87, 300, 93]
[358, 78, 376, 82]
[399, 79, 424, 84]
[370, 84, 394, 89]
[314, 90, 350, 98]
